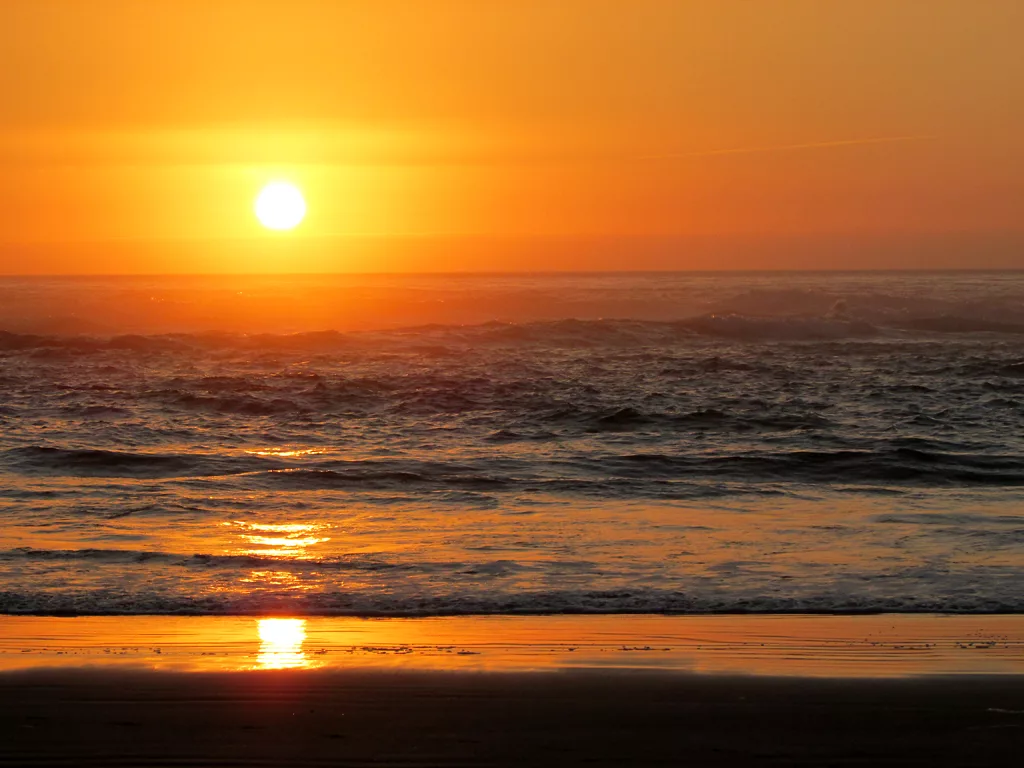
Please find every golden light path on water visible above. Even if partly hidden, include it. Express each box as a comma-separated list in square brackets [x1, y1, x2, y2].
[230, 452, 327, 669]
[227, 521, 331, 560]
[243, 449, 326, 458]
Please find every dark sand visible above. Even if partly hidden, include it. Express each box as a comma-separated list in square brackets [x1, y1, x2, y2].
[2, 668, 1023, 767]
[2, 616, 1022, 766]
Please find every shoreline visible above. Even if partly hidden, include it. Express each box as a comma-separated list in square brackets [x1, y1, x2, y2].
[3, 607, 1023, 766]
[3, 613, 1022, 677]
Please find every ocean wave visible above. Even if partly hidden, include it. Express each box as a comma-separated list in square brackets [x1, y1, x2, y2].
[694, 448, 1024, 485]
[161, 392, 311, 416]
[254, 465, 512, 491]
[678, 315, 879, 340]
[2, 446, 279, 478]
[898, 316, 1024, 334]
[1, 547, 418, 572]
[1, 587, 1020, 617]
[252, 450, 1024, 490]
[3, 274, 1023, 620]
[567, 448, 1024, 486]
[2, 314, 1023, 356]
[708, 286, 1024, 328]
[540, 406, 834, 433]
[5, 444, 1022, 487]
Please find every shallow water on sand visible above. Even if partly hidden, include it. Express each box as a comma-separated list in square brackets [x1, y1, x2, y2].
[1, 272, 1022, 615]
[2, 615, 1023, 676]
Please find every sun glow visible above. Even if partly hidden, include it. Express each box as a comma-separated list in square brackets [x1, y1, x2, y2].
[254, 181, 306, 231]
[256, 618, 311, 670]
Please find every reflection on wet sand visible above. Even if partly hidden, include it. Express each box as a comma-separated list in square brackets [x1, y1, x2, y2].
[256, 618, 317, 670]
[1, 615, 1023, 677]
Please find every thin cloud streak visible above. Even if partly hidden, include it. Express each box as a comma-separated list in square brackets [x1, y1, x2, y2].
[643, 135, 936, 160]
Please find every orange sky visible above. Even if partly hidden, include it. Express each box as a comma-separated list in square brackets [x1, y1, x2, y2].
[1, 0, 1022, 272]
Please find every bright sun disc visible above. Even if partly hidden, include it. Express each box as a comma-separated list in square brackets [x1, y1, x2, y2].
[255, 182, 306, 230]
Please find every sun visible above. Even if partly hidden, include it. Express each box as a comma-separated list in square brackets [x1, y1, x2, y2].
[254, 181, 306, 231]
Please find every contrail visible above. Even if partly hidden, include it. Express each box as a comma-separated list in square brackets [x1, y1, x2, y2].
[643, 134, 936, 160]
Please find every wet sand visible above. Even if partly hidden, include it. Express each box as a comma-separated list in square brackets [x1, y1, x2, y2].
[1, 615, 1023, 766]
[3, 614, 1023, 675]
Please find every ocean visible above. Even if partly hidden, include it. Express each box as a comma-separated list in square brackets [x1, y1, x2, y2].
[1, 271, 1022, 616]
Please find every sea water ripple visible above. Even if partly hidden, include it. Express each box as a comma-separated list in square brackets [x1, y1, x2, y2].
[1, 273, 1022, 615]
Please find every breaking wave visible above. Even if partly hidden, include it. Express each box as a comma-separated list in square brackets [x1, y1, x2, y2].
[3, 315, 1024, 355]
[1, 586, 1020, 617]
[3, 446, 279, 478]
[6, 445, 1023, 488]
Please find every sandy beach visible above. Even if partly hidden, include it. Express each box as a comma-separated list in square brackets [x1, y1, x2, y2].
[2, 615, 1022, 766]
[3, 668, 1023, 767]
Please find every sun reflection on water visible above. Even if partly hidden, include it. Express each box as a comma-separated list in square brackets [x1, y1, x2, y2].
[240, 570, 315, 590]
[227, 521, 330, 559]
[244, 448, 326, 458]
[256, 618, 316, 669]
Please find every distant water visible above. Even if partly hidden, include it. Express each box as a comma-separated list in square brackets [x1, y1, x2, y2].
[1, 272, 1022, 615]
